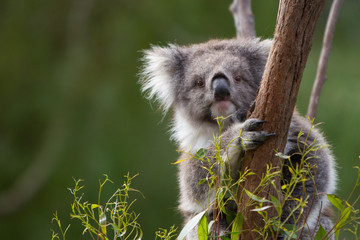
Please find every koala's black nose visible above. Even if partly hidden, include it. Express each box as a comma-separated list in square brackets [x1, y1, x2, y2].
[212, 76, 230, 101]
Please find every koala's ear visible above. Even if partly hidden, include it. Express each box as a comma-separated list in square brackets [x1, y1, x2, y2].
[257, 39, 272, 57]
[246, 38, 272, 67]
[140, 44, 186, 113]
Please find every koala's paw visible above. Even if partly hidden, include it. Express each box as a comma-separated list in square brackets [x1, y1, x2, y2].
[231, 109, 248, 123]
[223, 118, 274, 174]
[239, 118, 275, 151]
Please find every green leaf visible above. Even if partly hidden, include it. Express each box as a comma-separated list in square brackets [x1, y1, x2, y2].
[275, 152, 290, 159]
[208, 220, 215, 234]
[219, 237, 231, 240]
[177, 210, 206, 240]
[337, 206, 351, 230]
[231, 212, 244, 240]
[314, 224, 328, 240]
[244, 189, 270, 203]
[271, 196, 282, 216]
[282, 224, 297, 232]
[198, 214, 208, 240]
[287, 166, 295, 175]
[250, 205, 272, 212]
[327, 194, 344, 211]
[195, 148, 208, 159]
[173, 158, 186, 164]
[217, 190, 228, 215]
[198, 179, 207, 186]
[275, 224, 297, 240]
[99, 211, 107, 235]
[91, 204, 100, 209]
[225, 210, 237, 225]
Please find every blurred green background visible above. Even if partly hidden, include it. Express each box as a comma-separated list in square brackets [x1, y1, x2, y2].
[0, 0, 359, 239]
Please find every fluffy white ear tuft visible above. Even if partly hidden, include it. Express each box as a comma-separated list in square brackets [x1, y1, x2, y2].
[140, 44, 185, 113]
[257, 39, 273, 55]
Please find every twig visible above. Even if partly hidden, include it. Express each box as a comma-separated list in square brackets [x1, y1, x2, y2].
[229, 0, 256, 39]
[307, 0, 343, 119]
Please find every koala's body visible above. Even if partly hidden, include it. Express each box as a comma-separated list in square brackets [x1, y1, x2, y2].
[140, 38, 337, 239]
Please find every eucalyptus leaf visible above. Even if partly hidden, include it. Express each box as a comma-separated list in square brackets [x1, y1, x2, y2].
[198, 214, 208, 240]
[198, 179, 207, 186]
[250, 205, 272, 212]
[327, 194, 344, 211]
[208, 220, 215, 234]
[177, 210, 206, 240]
[314, 224, 328, 240]
[195, 148, 208, 159]
[91, 204, 100, 209]
[337, 206, 351, 230]
[244, 189, 270, 203]
[231, 212, 243, 240]
[275, 224, 297, 240]
[271, 196, 282, 216]
[275, 152, 290, 159]
[99, 211, 107, 235]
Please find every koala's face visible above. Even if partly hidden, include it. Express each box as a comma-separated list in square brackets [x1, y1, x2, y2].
[141, 38, 271, 124]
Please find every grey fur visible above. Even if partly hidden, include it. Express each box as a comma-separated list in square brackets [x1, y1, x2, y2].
[140, 38, 337, 239]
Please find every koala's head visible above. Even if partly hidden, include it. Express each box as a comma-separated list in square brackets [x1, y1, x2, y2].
[140, 38, 271, 125]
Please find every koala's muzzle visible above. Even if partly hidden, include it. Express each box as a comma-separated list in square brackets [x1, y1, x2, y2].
[212, 76, 230, 101]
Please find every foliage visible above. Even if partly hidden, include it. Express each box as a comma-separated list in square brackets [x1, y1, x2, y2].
[174, 117, 360, 240]
[155, 225, 178, 240]
[51, 174, 145, 240]
[0, 0, 359, 239]
[51, 119, 360, 240]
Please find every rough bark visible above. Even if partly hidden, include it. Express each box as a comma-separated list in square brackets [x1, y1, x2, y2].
[307, 0, 343, 119]
[229, 0, 256, 39]
[237, 0, 327, 239]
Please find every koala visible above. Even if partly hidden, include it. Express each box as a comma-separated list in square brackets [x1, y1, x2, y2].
[140, 38, 337, 239]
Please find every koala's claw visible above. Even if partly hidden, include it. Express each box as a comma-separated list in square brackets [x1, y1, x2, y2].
[240, 130, 274, 150]
[242, 118, 266, 131]
[265, 132, 276, 137]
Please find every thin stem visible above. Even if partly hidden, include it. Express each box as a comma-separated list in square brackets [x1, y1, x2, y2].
[307, 0, 344, 119]
[229, 0, 256, 39]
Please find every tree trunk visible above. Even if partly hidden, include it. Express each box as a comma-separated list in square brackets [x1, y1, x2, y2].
[237, 0, 326, 239]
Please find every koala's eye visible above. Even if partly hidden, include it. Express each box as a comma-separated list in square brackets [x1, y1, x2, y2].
[196, 79, 205, 88]
[234, 75, 242, 82]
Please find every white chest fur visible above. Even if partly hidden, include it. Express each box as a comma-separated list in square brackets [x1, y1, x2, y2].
[171, 112, 219, 152]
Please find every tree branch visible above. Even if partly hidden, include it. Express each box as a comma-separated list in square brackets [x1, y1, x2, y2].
[229, 0, 256, 39]
[307, 0, 343, 119]
[237, 0, 326, 239]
